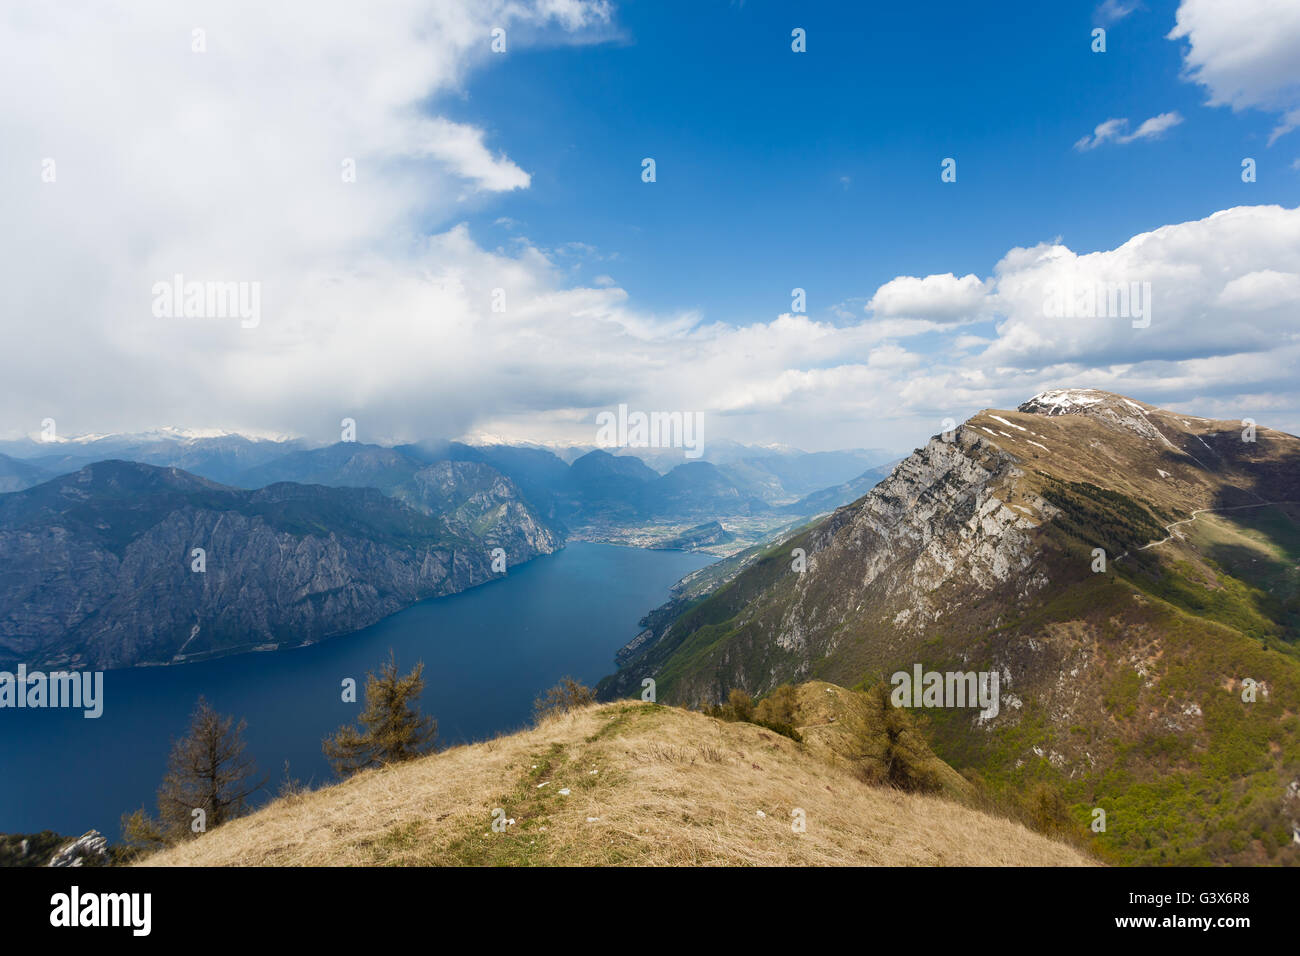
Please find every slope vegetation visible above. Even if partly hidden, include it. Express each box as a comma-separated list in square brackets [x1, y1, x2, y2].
[144, 692, 1091, 867]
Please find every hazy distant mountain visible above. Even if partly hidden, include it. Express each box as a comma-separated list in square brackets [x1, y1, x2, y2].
[0, 432, 306, 486]
[646, 460, 768, 517]
[397, 441, 572, 520]
[547, 439, 897, 477]
[780, 463, 896, 515]
[601, 389, 1300, 865]
[0, 430, 903, 538]
[391, 460, 561, 557]
[740, 449, 894, 498]
[561, 449, 660, 520]
[236, 442, 426, 492]
[0, 460, 559, 669]
[0, 453, 52, 493]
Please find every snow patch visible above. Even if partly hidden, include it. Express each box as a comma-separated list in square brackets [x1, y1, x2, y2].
[990, 415, 1027, 431]
[1022, 389, 1105, 414]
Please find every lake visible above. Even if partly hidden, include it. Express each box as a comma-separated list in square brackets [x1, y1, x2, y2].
[0, 542, 712, 840]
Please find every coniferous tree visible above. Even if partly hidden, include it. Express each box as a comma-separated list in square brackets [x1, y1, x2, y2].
[858, 680, 942, 793]
[323, 651, 437, 777]
[121, 696, 263, 853]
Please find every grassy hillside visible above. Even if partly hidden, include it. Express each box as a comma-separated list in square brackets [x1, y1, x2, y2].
[143, 691, 1091, 867]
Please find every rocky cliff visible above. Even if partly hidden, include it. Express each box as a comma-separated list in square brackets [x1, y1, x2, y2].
[0, 460, 561, 669]
[392, 460, 562, 558]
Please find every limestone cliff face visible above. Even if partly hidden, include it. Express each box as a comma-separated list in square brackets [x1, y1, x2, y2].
[0, 460, 561, 669]
[792, 429, 1053, 637]
[393, 460, 562, 557]
[601, 425, 1057, 704]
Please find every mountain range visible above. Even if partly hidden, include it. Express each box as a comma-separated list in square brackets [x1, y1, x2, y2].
[0, 460, 559, 669]
[599, 389, 1300, 865]
[0, 434, 890, 669]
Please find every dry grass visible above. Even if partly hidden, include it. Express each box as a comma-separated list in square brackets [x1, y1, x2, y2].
[143, 699, 1094, 867]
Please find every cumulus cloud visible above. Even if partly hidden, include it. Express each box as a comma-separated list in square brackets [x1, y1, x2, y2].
[866, 273, 989, 322]
[836, 205, 1300, 444]
[1074, 112, 1184, 150]
[1168, 0, 1300, 143]
[3, 2, 1298, 453]
[984, 204, 1300, 368]
[0, 0, 616, 442]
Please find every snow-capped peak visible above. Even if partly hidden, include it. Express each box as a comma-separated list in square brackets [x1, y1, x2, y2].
[1019, 389, 1108, 415]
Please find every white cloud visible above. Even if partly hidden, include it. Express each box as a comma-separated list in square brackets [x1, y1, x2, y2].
[415, 119, 531, 192]
[985, 204, 1300, 366]
[866, 273, 989, 322]
[1074, 112, 1184, 150]
[1214, 269, 1300, 310]
[835, 205, 1300, 444]
[1168, 0, 1300, 143]
[1095, 0, 1140, 25]
[3, 3, 1298, 454]
[0, 0, 616, 441]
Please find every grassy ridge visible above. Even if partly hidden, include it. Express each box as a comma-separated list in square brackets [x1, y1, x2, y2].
[144, 694, 1093, 867]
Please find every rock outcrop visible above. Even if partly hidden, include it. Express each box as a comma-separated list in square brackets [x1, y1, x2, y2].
[48, 830, 110, 867]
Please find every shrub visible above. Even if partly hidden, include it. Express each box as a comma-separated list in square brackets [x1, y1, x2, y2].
[533, 677, 597, 722]
[726, 688, 754, 722]
[707, 685, 802, 741]
[1021, 782, 1074, 836]
[754, 683, 798, 726]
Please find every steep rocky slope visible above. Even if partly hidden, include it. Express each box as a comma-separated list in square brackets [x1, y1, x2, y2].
[392, 460, 560, 558]
[602, 389, 1300, 865]
[0, 461, 559, 669]
[143, 691, 1092, 867]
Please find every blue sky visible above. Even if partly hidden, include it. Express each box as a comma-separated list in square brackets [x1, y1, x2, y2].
[456, 0, 1297, 327]
[3, 0, 1299, 450]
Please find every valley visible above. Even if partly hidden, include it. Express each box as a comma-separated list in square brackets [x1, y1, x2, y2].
[2, 389, 1297, 868]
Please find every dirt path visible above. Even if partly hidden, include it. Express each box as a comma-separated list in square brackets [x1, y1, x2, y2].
[1136, 501, 1298, 551]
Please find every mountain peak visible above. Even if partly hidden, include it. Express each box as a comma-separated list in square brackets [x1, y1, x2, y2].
[1017, 388, 1150, 417]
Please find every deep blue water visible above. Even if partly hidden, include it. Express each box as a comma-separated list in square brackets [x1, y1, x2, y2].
[0, 542, 711, 839]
